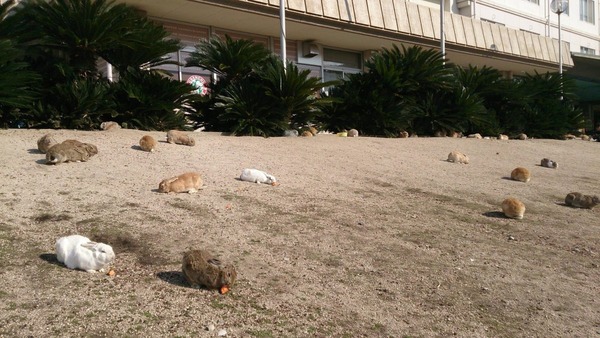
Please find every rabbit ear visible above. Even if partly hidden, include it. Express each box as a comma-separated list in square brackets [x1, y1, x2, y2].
[207, 258, 222, 267]
[166, 177, 180, 184]
[80, 242, 98, 250]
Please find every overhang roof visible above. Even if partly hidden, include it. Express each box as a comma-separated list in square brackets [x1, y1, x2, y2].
[117, 0, 571, 75]
[569, 53, 600, 102]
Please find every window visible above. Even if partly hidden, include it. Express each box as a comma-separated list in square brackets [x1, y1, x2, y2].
[581, 46, 596, 54]
[580, 0, 595, 23]
[322, 48, 362, 94]
[323, 48, 361, 69]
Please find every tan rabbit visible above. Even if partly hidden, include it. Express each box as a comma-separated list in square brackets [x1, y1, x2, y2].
[100, 121, 121, 131]
[447, 151, 469, 164]
[37, 133, 58, 153]
[510, 167, 531, 182]
[166, 130, 195, 146]
[565, 192, 600, 209]
[301, 130, 313, 137]
[139, 135, 157, 152]
[540, 158, 558, 169]
[182, 249, 237, 294]
[46, 140, 98, 164]
[158, 172, 203, 193]
[398, 131, 409, 138]
[61, 139, 98, 156]
[502, 198, 525, 219]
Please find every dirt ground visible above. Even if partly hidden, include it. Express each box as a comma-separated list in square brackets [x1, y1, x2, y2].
[0, 128, 598, 337]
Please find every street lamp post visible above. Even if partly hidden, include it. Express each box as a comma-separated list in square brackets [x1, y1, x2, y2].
[280, 0, 286, 71]
[440, 0, 445, 61]
[550, 0, 569, 75]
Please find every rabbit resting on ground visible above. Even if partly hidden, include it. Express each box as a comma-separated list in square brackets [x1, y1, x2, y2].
[447, 151, 469, 164]
[540, 158, 558, 169]
[37, 134, 58, 153]
[166, 130, 195, 146]
[239, 168, 278, 185]
[158, 172, 203, 193]
[139, 135, 157, 152]
[510, 167, 531, 182]
[182, 249, 237, 294]
[45, 140, 98, 164]
[502, 198, 526, 219]
[565, 192, 600, 209]
[100, 121, 121, 131]
[55, 235, 115, 272]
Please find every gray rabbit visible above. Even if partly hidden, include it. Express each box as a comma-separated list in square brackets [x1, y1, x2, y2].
[182, 249, 237, 293]
[565, 192, 600, 209]
[37, 133, 58, 153]
[46, 140, 98, 164]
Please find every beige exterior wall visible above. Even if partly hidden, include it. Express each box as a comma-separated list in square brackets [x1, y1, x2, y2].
[115, 0, 573, 78]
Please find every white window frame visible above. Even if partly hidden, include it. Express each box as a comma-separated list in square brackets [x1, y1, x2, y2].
[580, 0, 595, 23]
[580, 46, 596, 55]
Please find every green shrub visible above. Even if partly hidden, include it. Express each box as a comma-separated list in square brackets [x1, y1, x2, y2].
[113, 68, 198, 131]
[27, 76, 116, 129]
[0, 39, 39, 128]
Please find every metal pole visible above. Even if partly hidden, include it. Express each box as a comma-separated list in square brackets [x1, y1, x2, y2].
[177, 50, 182, 82]
[440, 0, 445, 61]
[280, 0, 287, 71]
[558, 12, 562, 75]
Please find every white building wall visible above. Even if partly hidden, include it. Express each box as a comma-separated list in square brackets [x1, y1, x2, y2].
[412, 0, 600, 55]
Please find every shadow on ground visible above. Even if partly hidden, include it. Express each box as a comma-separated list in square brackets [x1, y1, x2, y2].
[482, 211, 508, 218]
[39, 253, 63, 267]
[156, 271, 188, 287]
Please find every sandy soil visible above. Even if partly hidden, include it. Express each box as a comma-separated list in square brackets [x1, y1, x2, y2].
[0, 128, 599, 337]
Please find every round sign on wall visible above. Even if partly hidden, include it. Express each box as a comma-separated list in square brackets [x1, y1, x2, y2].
[186, 75, 208, 96]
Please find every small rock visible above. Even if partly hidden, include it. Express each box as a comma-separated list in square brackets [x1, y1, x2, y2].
[508, 235, 515, 241]
[218, 329, 227, 336]
[207, 324, 215, 331]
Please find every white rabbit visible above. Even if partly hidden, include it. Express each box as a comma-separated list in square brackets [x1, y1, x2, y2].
[55, 235, 115, 273]
[239, 168, 278, 186]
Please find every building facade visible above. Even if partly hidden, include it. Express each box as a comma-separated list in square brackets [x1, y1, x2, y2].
[115, 0, 600, 127]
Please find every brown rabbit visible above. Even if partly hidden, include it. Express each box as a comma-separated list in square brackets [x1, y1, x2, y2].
[510, 167, 530, 182]
[300, 130, 313, 137]
[139, 135, 157, 152]
[166, 130, 195, 146]
[37, 133, 58, 153]
[46, 140, 98, 164]
[158, 172, 203, 193]
[565, 192, 600, 209]
[502, 198, 525, 219]
[182, 249, 237, 293]
[447, 151, 469, 164]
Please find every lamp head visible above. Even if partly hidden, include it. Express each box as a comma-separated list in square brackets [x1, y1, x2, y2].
[551, 0, 569, 14]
